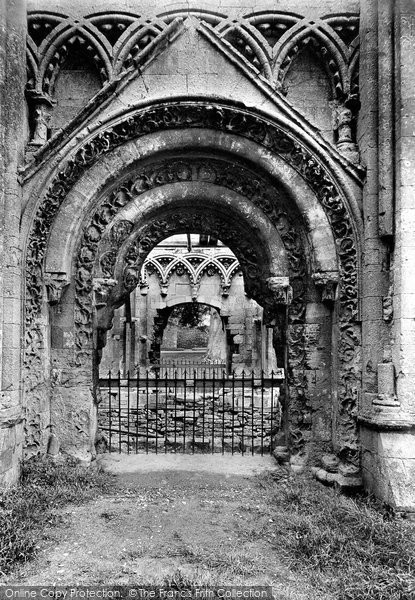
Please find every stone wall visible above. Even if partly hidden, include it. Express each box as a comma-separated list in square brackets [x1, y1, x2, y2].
[358, 0, 415, 512]
[0, 0, 26, 486]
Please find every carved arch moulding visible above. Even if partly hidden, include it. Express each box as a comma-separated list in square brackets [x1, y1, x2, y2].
[70, 156, 310, 456]
[24, 101, 362, 467]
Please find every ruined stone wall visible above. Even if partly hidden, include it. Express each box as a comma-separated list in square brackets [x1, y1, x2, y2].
[99, 383, 281, 454]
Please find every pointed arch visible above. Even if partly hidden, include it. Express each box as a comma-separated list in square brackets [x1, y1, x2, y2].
[38, 21, 113, 95]
[274, 20, 348, 99]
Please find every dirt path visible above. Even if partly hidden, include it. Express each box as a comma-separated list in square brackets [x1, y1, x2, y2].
[5, 456, 332, 599]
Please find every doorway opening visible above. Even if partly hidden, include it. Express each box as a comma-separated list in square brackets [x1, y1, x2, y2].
[99, 233, 278, 378]
[98, 233, 283, 454]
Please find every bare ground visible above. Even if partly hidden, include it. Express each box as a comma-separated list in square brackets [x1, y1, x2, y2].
[4, 455, 333, 600]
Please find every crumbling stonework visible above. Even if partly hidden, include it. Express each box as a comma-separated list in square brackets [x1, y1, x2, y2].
[0, 0, 414, 512]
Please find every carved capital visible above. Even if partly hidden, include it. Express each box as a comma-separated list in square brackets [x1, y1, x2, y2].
[266, 276, 292, 305]
[92, 278, 117, 308]
[139, 281, 149, 296]
[312, 272, 339, 304]
[44, 272, 69, 304]
[221, 283, 230, 297]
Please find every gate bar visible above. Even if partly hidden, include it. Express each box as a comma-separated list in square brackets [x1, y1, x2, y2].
[136, 369, 139, 453]
[183, 369, 187, 453]
[251, 370, 255, 456]
[261, 369, 265, 456]
[241, 370, 245, 455]
[193, 369, 196, 454]
[164, 369, 168, 453]
[146, 369, 149, 454]
[127, 370, 130, 454]
[222, 369, 226, 455]
[108, 370, 112, 453]
[118, 370, 121, 453]
[212, 370, 215, 453]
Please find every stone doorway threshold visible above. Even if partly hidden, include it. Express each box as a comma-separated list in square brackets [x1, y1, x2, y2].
[97, 453, 277, 476]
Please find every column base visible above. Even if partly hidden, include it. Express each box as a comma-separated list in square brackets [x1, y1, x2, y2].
[360, 423, 415, 512]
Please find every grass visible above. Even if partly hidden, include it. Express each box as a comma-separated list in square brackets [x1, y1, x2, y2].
[1, 458, 415, 600]
[0, 455, 113, 577]
[251, 470, 415, 600]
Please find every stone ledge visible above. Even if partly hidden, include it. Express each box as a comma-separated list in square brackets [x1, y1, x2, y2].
[358, 416, 415, 432]
[0, 408, 24, 429]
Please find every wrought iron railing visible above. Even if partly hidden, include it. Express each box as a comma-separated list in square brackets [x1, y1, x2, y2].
[98, 369, 284, 456]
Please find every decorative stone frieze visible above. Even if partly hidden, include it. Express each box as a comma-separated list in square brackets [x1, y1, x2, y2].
[26, 11, 360, 128]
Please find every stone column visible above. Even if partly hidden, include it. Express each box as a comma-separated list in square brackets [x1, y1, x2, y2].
[359, 0, 415, 512]
[358, 0, 391, 418]
[0, 0, 27, 485]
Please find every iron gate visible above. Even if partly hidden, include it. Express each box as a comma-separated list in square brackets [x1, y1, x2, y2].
[98, 369, 284, 455]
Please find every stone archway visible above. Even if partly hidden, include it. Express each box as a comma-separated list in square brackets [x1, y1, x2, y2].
[22, 100, 361, 475]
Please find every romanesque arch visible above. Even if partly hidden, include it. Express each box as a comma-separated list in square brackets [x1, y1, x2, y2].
[22, 99, 362, 477]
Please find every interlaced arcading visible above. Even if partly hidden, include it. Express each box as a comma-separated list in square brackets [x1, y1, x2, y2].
[26, 10, 359, 101]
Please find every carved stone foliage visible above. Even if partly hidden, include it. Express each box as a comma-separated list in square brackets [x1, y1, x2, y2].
[25, 101, 361, 466]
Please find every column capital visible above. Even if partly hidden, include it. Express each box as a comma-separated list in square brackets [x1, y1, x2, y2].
[312, 272, 339, 304]
[266, 276, 292, 306]
[92, 278, 117, 308]
[44, 272, 69, 304]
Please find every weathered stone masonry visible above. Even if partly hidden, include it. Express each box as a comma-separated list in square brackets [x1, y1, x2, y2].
[0, 0, 414, 512]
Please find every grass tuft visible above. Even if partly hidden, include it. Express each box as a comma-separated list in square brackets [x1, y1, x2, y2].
[254, 470, 415, 600]
[0, 455, 113, 577]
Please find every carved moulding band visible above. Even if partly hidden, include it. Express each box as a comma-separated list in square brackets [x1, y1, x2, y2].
[24, 101, 361, 464]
